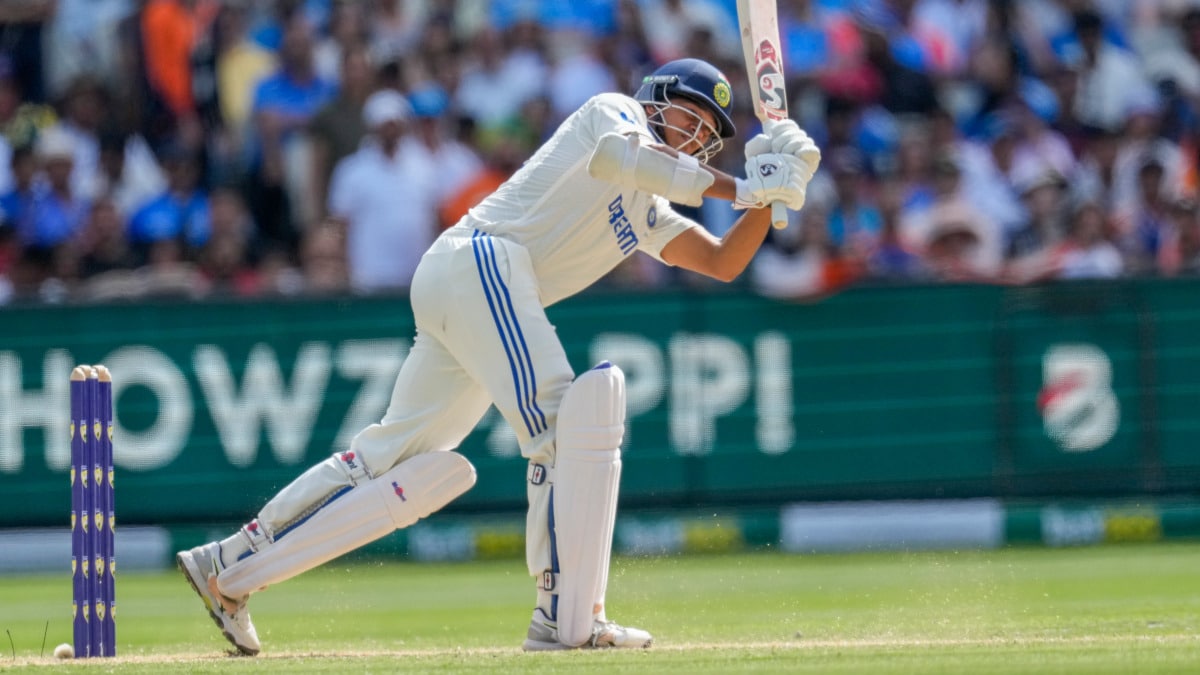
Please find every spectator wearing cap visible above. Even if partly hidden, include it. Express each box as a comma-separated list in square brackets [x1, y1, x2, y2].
[22, 127, 91, 254]
[901, 147, 1003, 280]
[405, 85, 482, 225]
[919, 202, 997, 282]
[49, 75, 118, 203]
[327, 89, 439, 292]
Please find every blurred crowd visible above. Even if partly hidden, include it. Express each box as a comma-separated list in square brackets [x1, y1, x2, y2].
[2, 0, 1200, 305]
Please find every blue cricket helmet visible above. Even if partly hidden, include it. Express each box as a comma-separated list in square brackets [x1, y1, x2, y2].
[635, 58, 736, 139]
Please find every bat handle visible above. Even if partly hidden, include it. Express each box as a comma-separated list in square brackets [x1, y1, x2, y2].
[770, 201, 788, 229]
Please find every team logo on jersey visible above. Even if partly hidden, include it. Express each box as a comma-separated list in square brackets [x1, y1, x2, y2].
[607, 195, 639, 255]
[647, 205, 658, 228]
[714, 80, 731, 109]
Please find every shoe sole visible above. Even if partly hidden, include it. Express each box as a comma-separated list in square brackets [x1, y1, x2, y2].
[521, 638, 572, 652]
[176, 551, 259, 656]
[521, 636, 653, 651]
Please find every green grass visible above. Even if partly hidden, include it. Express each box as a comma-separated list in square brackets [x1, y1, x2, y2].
[1, 544, 1198, 672]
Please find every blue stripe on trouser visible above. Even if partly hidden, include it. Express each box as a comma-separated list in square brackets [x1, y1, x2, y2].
[548, 486, 559, 622]
[471, 232, 539, 437]
[267, 485, 353, 548]
[479, 235, 549, 432]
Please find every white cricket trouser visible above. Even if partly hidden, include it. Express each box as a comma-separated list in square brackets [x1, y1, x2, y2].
[254, 228, 572, 577]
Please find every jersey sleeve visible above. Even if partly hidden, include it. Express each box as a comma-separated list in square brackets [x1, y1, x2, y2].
[583, 93, 654, 145]
[636, 196, 701, 264]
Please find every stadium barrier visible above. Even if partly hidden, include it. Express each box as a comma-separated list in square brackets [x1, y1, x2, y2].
[1, 279, 1198, 534]
[4, 498, 1200, 573]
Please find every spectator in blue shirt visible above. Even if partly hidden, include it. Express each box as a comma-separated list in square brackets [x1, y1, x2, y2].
[247, 12, 335, 252]
[128, 143, 210, 258]
[0, 144, 36, 230]
[22, 128, 90, 252]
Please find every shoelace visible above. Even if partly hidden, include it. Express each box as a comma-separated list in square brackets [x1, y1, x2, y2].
[588, 621, 622, 647]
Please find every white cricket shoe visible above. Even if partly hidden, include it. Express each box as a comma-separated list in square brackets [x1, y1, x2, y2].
[176, 542, 261, 656]
[522, 608, 653, 651]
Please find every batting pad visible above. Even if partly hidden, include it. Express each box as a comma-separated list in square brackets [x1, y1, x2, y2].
[217, 451, 476, 598]
[553, 362, 625, 647]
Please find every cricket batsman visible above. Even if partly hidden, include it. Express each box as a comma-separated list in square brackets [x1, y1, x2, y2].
[177, 58, 820, 653]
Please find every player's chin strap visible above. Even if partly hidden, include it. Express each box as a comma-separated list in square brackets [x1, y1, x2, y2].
[587, 132, 714, 206]
[542, 361, 626, 647]
[216, 451, 476, 598]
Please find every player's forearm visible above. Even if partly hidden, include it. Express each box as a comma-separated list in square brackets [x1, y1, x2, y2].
[701, 167, 740, 202]
[711, 207, 773, 280]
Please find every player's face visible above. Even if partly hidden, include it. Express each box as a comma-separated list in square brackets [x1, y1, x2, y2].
[662, 98, 721, 162]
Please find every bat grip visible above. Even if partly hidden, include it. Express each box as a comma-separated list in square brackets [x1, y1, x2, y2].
[770, 201, 788, 229]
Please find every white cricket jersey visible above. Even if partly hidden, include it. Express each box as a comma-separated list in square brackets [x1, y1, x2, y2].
[449, 92, 699, 306]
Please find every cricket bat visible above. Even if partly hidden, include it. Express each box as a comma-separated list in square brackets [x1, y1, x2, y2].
[737, 0, 791, 229]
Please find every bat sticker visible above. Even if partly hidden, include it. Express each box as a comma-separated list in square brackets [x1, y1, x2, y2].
[755, 40, 786, 118]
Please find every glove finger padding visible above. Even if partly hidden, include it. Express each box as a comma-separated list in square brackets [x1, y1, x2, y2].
[744, 133, 772, 158]
[766, 118, 822, 170]
[765, 119, 803, 153]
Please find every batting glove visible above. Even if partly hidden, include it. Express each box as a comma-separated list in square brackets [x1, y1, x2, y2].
[765, 119, 822, 174]
[734, 151, 810, 211]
